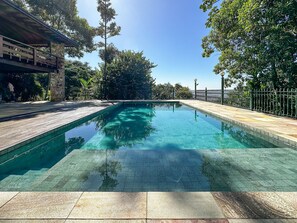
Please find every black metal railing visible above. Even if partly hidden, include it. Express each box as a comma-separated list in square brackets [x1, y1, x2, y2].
[193, 88, 297, 119]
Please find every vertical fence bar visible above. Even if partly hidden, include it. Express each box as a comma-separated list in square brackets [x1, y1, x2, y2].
[276, 89, 279, 115]
[295, 88, 297, 118]
[260, 89, 262, 111]
[221, 75, 225, 105]
[205, 87, 208, 101]
[264, 88, 267, 112]
[270, 89, 273, 114]
[255, 90, 259, 111]
[278, 89, 281, 115]
[290, 88, 293, 117]
[282, 88, 286, 116]
[286, 88, 290, 116]
[250, 89, 254, 111]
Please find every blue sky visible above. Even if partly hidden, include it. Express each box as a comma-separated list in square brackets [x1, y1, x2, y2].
[75, 0, 222, 89]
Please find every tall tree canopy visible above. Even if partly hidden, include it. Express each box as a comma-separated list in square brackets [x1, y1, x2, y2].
[201, 0, 297, 89]
[97, 0, 121, 98]
[104, 51, 156, 100]
[11, 0, 96, 57]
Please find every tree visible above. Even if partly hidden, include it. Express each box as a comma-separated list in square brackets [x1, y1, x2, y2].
[0, 74, 44, 101]
[11, 0, 96, 57]
[65, 61, 98, 100]
[97, 0, 121, 99]
[152, 83, 174, 100]
[174, 84, 193, 99]
[79, 77, 93, 100]
[104, 51, 156, 100]
[200, 0, 297, 89]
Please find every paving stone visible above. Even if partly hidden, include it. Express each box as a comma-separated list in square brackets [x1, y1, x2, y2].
[212, 192, 297, 219]
[66, 221, 145, 223]
[276, 192, 297, 210]
[0, 192, 18, 207]
[228, 220, 297, 223]
[147, 192, 225, 219]
[147, 220, 229, 223]
[0, 220, 65, 223]
[69, 192, 146, 219]
[0, 192, 82, 219]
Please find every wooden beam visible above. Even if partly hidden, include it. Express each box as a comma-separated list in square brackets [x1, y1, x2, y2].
[0, 36, 3, 58]
[0, 58, 56, 73]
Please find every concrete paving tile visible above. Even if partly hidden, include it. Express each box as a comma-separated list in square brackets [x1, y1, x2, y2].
[69, 192, 146, 219]
[0, 192, 18, 207]
[147, 192, 225, 219]
[66, 221, 145, 223]
[0, 220, 65, 223]
[276, 192, 297, 210]
[0, 192, 82, 219]
[212, 192, 297, 219]
[228, 220, 297, 223]
[147, 220, 229, 223]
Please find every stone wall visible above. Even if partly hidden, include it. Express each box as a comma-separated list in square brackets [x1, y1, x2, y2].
[50, 43, 65, 102]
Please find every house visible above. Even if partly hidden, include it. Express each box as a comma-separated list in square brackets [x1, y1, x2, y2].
[0, 0, 77, 101]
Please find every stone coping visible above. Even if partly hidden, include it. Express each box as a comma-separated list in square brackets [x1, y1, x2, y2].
[0, 192, 297, 221]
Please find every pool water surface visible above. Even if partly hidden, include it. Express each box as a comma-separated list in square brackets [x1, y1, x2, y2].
[0, 102, 295, 192]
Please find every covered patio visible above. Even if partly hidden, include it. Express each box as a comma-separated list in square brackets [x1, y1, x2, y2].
[0, 0, 77, 101]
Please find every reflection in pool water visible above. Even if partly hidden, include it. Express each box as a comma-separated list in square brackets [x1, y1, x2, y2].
[0, 102, 293, 192]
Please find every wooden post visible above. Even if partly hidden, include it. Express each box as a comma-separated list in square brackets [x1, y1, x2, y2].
[0, 36, 3, 58]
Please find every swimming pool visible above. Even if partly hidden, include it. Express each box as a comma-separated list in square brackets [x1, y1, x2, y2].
[0, 102, 296, 191]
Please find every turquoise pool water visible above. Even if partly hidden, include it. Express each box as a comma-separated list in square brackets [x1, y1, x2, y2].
[0, 102, 296, 192]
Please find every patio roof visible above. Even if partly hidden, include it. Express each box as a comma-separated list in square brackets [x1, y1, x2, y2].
[0, 0, 77, 47]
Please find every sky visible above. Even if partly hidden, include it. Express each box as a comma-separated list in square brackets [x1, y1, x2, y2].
[75, 0, 222, 89]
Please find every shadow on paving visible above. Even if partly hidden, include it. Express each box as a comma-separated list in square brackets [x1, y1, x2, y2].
[0, 101, 111, 122]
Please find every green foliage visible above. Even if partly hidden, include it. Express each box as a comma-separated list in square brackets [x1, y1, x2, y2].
[0, 73, 44, 101]
[153, 83, 193, 99]
[200, 0, 297, 89]
[97, 0, 121, 98]
[79, 77, 93, 100]
[99, 43, 120, 64]
[65, 61, 99, 100]
[174, 83, 193, 99]
[153, 83, 174, 100]
[104, 50, 156, 100]
[11, 0, 96, 57]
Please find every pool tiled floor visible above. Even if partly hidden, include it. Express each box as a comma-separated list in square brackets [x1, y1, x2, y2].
[1, 148, 297, 192]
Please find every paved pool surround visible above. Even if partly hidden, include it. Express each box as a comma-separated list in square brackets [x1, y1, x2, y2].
[0, 100, 297, 221]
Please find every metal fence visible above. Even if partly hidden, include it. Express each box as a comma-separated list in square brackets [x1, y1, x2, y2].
[193, 88, 297, 119]
[251, 89, 297, 118]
